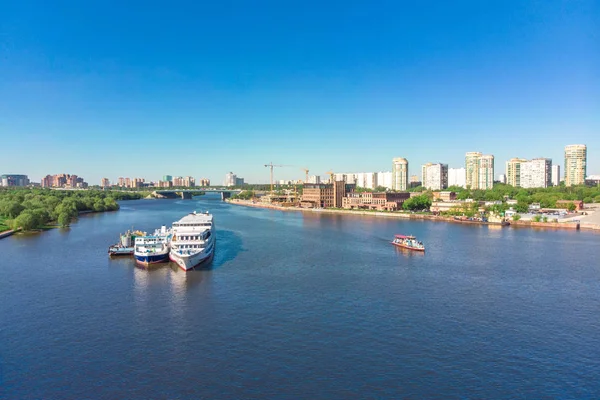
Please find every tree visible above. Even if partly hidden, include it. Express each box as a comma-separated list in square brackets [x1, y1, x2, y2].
[2, 201, 25, 218]
[515, 202, 529, 213]
[567, 203, 576, 212]
[58, 212, 71, 227]
[402, 195, 432, 211]
[512, 214, 521, 221]
[13, 211, 39, 231]
[93, 200, 106, 212]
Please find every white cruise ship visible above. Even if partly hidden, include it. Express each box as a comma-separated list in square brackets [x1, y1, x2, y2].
[169, 211, 215, 271]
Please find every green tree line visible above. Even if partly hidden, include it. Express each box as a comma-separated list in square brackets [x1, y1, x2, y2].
[0, 188, 143, 231]
[447, 183, 600, 208]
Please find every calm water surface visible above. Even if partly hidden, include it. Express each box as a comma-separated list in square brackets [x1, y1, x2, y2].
[1, 195, 600, 399]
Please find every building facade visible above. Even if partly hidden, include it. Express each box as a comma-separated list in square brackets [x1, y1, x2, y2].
[225, 172, 237, 187]
[465, 152, 494, 190]
[448, 167, 466, 188]
[551, 165, 561, 186]
[41, 174, 87, 188]
[376, 171, 393, 190]
[421, 163, 448, 191]
[307, 175, 321, 184]
[478, 155, 494, 190]
[198, 178, 210, 186]
[100, 178, 110, 187]
[506, 158, 527, 187]
[520, 158, 552, 188]
[564, 144, 587, 186]
[301, 182, 354, 208]
[392, 157, 409, 191]
[0, 174, 29, 187]
[342, 192, 410, 211]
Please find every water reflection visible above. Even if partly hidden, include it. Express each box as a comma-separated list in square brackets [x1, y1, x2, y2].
[394, 246, 426, 258]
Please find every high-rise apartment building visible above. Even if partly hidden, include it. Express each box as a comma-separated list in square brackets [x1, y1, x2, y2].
[564, 144, 587, 186]
[421, 163, 448, 191]
[465, 152, 481, 189]
[198, 178, 210, 187]
[225, 172, 237, 187]
[465, 152, 494, 189]
[101, 178, 110, 187]
[377, 171, 393, 190]
[353, 172, 377, 189]
[392, 158, 408, 191]
[520, 158, 552, 188]
[307, 175, 321, 184]
[41, 174, 87, 188]
[505, 158, 552, 188]
[479, 155, 494, 190]
[447, 168, 466, 188]
[551, 165, 560, 186]
[506, 158, 527, 187]
[163, 175, 173, 182]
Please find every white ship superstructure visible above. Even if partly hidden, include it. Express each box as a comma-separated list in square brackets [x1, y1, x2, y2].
[134, 226, 172, 265]
[169, 211, 215, 271]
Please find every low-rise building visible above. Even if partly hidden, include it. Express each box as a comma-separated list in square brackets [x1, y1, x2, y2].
[430, 200, 484, 214]
[555, 200, 584, 211]
[432, 191, 456, 201]
[342, 192, 410, 211]
[0, 174, 29, 186]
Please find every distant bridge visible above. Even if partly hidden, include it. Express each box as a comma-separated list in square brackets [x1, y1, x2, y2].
[153, 188, 241, 200]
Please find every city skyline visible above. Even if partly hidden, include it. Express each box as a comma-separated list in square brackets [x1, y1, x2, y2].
[1, 141, 596, 187]
[1, 1, 598, 183]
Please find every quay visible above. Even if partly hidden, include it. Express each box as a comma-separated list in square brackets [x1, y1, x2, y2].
[226, 199, 591, 231]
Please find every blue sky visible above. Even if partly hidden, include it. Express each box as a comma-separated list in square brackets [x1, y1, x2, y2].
[1, 0, 598, 184]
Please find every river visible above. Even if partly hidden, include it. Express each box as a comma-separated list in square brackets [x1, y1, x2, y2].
[1, 194, 599, 399]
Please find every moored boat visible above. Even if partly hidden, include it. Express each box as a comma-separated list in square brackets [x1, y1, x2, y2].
[391, 234, 425, 252]
[108, 229, 144, 257]
[169, 211, 215, 271]
[134, 226, 172, 265]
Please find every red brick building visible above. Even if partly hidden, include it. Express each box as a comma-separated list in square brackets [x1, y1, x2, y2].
[342, 192, 410, 211]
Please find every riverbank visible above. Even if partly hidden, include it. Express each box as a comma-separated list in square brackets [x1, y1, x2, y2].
[227, 199, 594, 231]
[0, 229, 19, 239]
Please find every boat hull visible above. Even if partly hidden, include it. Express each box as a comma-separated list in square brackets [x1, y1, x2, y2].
[108, 246, 134, 256]
[391, 242, 425, 252]
[134, 251, 170, 265]
[169, 241, 215, 271]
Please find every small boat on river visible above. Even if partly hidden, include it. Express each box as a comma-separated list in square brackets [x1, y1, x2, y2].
[391, 234, 425, 252]
[108, 229, 144, 257]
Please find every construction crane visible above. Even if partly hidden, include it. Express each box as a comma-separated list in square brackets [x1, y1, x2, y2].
[264, 162, 290, 192]
[301, 168, 309, 183]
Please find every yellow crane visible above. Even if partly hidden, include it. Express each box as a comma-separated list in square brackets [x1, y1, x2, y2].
[264, 162, 291, 192]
